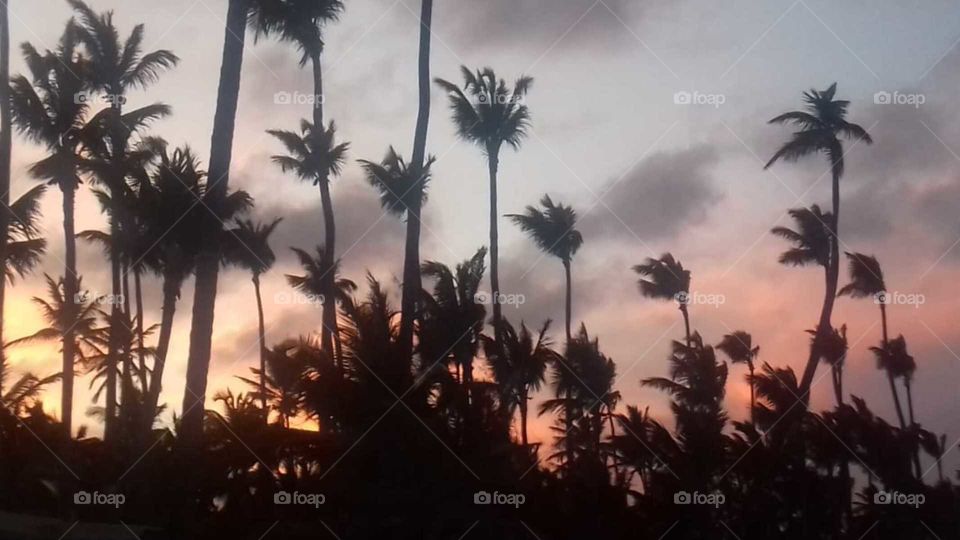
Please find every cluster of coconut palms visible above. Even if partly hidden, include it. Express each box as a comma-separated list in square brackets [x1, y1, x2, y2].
[0, 1, 956, 539]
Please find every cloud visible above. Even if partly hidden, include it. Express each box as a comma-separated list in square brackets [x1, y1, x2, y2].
[579, 145, 722, 244]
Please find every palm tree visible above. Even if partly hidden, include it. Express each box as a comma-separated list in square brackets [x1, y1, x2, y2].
[268, 120, 349, 358]
[286, 246, 358, 372]
[482, 319, 558, 446]
[508, 194, 583, 341]
[435, 67, 533, 341]
[224, 218, 283, 416]
[716, 331, 759, 422]
[237, 343, 307, 428]
[9, 24, 92, 438]
[181, 0, 252, 445]
[869, 336, 910, 430]
[359, 147, 436, 361]
[67, 0, 177, 441]
[633, 253, 692, 345]
[765, 83, 872, 400]
[0, 0, 12, 376]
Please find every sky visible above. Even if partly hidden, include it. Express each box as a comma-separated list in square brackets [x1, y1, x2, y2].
[5, 0, 960, 476]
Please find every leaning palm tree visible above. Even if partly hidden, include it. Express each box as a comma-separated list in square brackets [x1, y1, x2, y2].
[268, 120, 349, 358]
[716, 331, 759, 423]
[68, 0, 177, 443]
[435, 67, 533, 341]
[765, 83, 872, 400]
[869, 335, 910, 431]
[633, 253, 692, 345]
[482, 319, 559, 446]
[359, 147, 436, 361]
[0, 185, 48, 388]
[286, 246, 358, 372]
[223, 218, 283, 416]
[508, 194, 583, 341]
[9, 24, 92, 438]
[181, 0, 254, 446]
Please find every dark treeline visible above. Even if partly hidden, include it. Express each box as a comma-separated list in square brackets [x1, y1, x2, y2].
[0, 1, 957, 539]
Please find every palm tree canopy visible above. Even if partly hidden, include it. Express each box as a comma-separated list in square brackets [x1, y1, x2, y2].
[507, 194, 583, 263]
[419, 248, 488, 368]
[633, 253, 690, 302]
[838, 252, 885, 298]
[870, 335, 916, 380]
[250, 0, 345, 64]
[2, 186, 48, 284]
[359, 146, 436, 218]
[807, 324, 847, 367]
[771, 205, 833, 268]
[223, 218, 283, 277]
[267, 119, 349, 186]
[716, 331, 758, 366]
[765, 82, 873, 177]
[540, 324, 618, 417]
[7, 274, 105, 360]
[434, 66, 533, 152]
[286, 246, 357, 305]
[482, 319, 559, 412]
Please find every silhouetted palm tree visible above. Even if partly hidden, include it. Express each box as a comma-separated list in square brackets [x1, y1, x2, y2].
[9, 24, 91, 438]
[717, 331, 758, 422]
[181, 0, 253, 446]
[268, 120, 349, 358]
[286, 246, 357, 371]
[482, 319, 559, 446]
[0, 0, 12, 376]
[359, 147, 436, 361]
[435, 67, 532, 341]
[224, 218, 283, 416]
[238, 343, 307, 428]
[508, 195, 583, 341]
[765, 83, 872, 400]
[633, 253, 692, 345]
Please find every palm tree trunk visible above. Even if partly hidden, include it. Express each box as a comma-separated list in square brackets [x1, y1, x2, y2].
[134, 269, 147, 392]
[121, 261, 133, 428]
[180, 0, 248, 446]
[398, 0, 433, 363]
[60, 182, 78, 439]
[748, 362, 755, 424]
[317, 180, 337, 360]
[905, 378, 915, 426]
[0, 0, 11, 389]
[878, 302, 907, 429]
[253, 274, 267, 419]
[563, 259, 572, 342]
[487, 143, 502, 343]
[679, 303, 691, 346]
[143, 265, 178, 442]
[519, 394, 528, 447]
[798, 170, 842, 402]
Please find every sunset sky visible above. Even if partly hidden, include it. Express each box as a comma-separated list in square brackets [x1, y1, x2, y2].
[5, 0, 960, 474]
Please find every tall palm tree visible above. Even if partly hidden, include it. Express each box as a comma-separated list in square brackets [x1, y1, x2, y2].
[224, 218, 283, 416]
[717, 331, 759, 422]
[482, 319, 558, 446]
[0, 185, 48, 388]
[435, 67, 533, 341]
[181, 0, 253, 446]
[765, 83, 872, 400]
[9, 24, 91, 438]
[268, 120, 349, 358]
[633, 253, 692, 345]
[359, 147, 436, 361]
[67, 0, 177, 442]
[286, 246, 358, 371]
[508, 194, 583, 341]
[0, 0, 12, 376]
